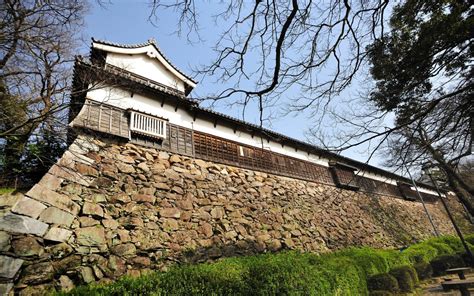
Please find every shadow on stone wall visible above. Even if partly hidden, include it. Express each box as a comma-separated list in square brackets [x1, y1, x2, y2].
[0, 133, 467, 295]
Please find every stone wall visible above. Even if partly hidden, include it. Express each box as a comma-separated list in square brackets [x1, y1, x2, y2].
[0, 134, 466, 294]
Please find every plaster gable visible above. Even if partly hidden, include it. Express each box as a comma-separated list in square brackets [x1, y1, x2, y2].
[91, 40, 196, 95]
[106, 52, 186, 92]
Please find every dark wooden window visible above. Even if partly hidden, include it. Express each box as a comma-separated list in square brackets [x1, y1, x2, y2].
[329, 162, 360, 191]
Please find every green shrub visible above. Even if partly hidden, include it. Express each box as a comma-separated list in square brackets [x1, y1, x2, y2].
[60, 235, 470, 296]
[338, 248, 394, 277]
[319, 256, 368, 295]
[430, 254, 465, 276]
[436, 236, 467, 253]
[367, 273, 398, 292]
[158, 258, 248, 295]
[58, 273, 162, 296]
[465, 234, 474, 246]
[413, 262, 433, 280]
[425, 241, 453, 256]
[389, 266, 416, 292]
[459, 252, 474, 266]
[402, 244, 438, 264]
[243, 253, 322, 295]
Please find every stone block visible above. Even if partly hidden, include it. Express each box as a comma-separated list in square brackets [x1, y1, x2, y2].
[59, 275, 74, 292]
[0, 256, 23, 279]
[39, 206, 75, 226]
[177, 199, 193, 210]
[79, 266, 95, 283]
[44, 227, 72, 242]
[0, 231, 10, 251]
[169, 155, 181, 163]
[27, 184, 80, 215]
[0, 194, 21, 208]
[11, 196, 47, 219]
[76, 226, 106, 246]
[159, 208, 181, 218]
[162, 219, 179, 232]
[75, 163, 99, 176]
[102, 219, 119, 230]
[79, 216, 100, 227]
[198, 223, 213, 238]
[116, 154, 134, 164]
[88, 193, 107, 203]
[111, 243, 136, 257]
[83, 202, 104, 217]
[12, 236, 44, 257]
[117, 162, 135, 173]
[137, 162, 150, 172]
[38, 173, 63, 191]
[132, 194, 156, 204]
[111, 193, 131, 203]
[158, 151, 169, 160]
[74, 137, 100, 152]
[107, 255, 126, 277]
[19, 261, 55, 284]
[49, 164, 91, 186]
[0, 283, 13, 296]
[90, 177, 114, 188]
[0, 213, 48, 236]
[71, 150, 96, 165]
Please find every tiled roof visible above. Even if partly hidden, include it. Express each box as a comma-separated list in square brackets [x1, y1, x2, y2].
[75, 56, 198, 103]
[76, 55, 440, 192]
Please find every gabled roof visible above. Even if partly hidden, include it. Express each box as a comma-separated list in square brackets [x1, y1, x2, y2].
[91, 38, 197, 94]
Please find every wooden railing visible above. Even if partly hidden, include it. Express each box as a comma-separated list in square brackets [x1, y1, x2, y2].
[130, 111, 167, 139]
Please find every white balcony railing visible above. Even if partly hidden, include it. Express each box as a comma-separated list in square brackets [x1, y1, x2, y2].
[130, 111, 167, 139]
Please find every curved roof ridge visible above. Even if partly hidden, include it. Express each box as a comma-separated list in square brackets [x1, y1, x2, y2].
[91, 38, 198, 85]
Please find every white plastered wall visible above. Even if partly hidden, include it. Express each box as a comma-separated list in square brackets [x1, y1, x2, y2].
[106, 53, 185, 92]
[87, 84, 436, 193]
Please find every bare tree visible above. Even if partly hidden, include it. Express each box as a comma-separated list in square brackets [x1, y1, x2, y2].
[148, 1, 472, 211]
[149, 0, 389, 121]
[0, 0, 87, 185]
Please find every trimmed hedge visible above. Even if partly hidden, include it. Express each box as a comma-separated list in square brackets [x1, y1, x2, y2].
[402, 235, 474, 264]
[430, 254, 465, 276]
[60, 235, 472, 296]
[367, 273, 398, 292]
[413, 262, 433, 280]
[389, 266, 417, 292]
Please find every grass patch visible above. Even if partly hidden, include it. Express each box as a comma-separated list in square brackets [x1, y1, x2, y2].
[0, 187, 15, 195]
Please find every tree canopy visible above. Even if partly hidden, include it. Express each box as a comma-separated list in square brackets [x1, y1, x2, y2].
[367, 0, 473, 213]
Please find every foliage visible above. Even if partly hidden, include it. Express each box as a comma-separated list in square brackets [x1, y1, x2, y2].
[337, 247, 408, 277]
[368, 0, 473, 212]
[0, 187, 15, 195]
[430, 254, 465, 276]
[389, 266, 417, 292]
[401, 235, 470, 264]
[367, 273, 399, 292]
[413, 262, 433, 280]
[60, 235, 471, 296]
[465, 234, 474, 246]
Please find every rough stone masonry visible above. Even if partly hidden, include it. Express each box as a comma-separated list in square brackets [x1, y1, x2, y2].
[0, 134, 466, 294]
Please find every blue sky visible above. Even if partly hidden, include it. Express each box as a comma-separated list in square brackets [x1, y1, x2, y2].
[83, 1, 389, 168]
